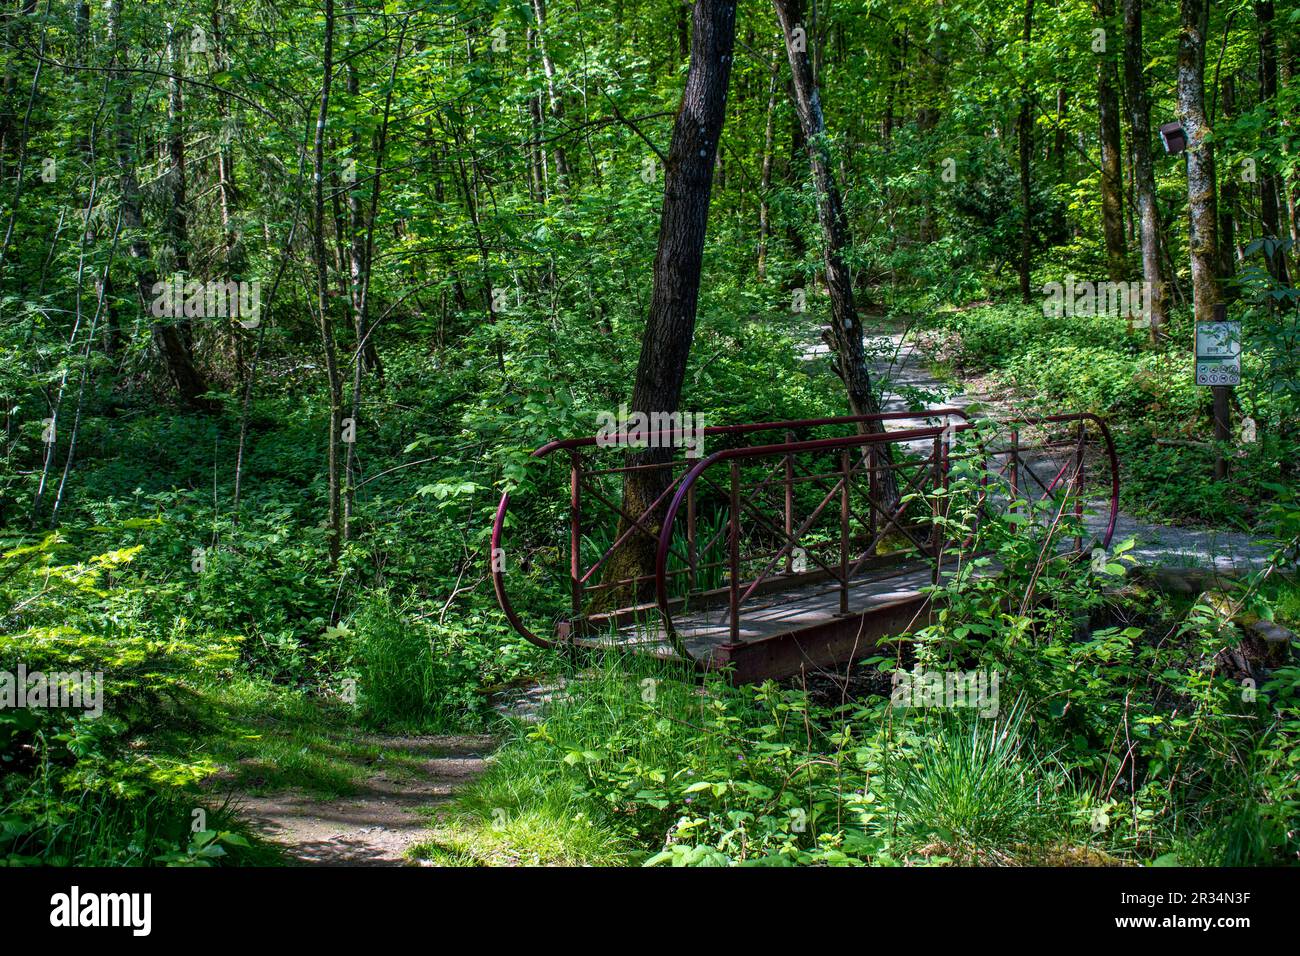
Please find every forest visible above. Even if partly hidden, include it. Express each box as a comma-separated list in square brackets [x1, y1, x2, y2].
[0, 0, 1298, 878]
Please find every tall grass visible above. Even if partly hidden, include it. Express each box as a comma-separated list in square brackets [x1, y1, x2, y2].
[881, 700, 1067, 862]
[1, 766, 274, 866]
[349, 592, 482, 731]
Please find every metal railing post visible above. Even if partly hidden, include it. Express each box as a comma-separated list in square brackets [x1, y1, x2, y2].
[840, 449, 850, 615]
[784, 430, 795, 573]
[687, 481, 697, 590]
[931, 435, 942, 585]
[1074, 421, 1085, 554]
[569, 449, 582, 632]
[729, 460, 741, 644]
[1009, 427, 1020, 509]
[867, 445, 878, 556]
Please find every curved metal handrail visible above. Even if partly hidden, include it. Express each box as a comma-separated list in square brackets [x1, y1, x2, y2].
[651, 412, 1120, 661]
[490, 408, 971, 649]
[652, 424, 957, 657]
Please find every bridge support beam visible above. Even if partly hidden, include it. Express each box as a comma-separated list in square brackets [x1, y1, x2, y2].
[705, 594, 932, 684]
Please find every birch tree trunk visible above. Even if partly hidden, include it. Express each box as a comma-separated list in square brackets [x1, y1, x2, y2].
[1176, 0, 1221, 323]
[1122, 0, 1171, 341]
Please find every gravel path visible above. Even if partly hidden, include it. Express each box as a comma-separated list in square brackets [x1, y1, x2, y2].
[801, 324, 1275, 571]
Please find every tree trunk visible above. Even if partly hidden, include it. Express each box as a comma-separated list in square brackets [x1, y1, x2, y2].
[775, 0, 880, 423]
[1096, 0, 1127, 281]
[109, 2, 211, 410]
[313, 0, 344, 570]
[1177, 0, 1222, 324]
[1217, 74, 1239, 292]
[531, 0, 570, 188]
[1018, 0, 1035, 302]
[1122, 0, 1171, 341]
[1053, 88, 1067, 176]
[1283, 39, 1299, 251]
[774, 0, 900, 509]
[1256, 0, 1290, 285]
[596, 0, 737, 607]
[757, 47, 779, 281]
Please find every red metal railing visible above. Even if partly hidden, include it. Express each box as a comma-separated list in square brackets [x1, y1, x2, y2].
[490, 409, 969, 649]
[491, 410, 1119, 658]
[651, 413, 1119, 660]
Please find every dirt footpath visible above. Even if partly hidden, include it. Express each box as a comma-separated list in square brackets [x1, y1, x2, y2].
[232, 735, 492, 866]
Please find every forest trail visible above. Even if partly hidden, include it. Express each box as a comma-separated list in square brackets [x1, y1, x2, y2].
[804, 323, 1273, 571]
[231, 735, 491, 866]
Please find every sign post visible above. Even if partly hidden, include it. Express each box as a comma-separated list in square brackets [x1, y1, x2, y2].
[1195, 303, 1238, 479]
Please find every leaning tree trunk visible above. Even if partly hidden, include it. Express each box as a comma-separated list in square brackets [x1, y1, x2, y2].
[774, 0, 873, 412]
[1177, 0, 1221, 324]
[1017, 0, 1035, 302]
[773, 0, 900, 512]
[1122, 0, 1171, 341]
[1096, 0, 1127, 282]
[595, 0, 737, 607]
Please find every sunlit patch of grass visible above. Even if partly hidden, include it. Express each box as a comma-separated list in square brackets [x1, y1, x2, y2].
[162, 676, 440, 798]
[408, 806, 623, 867]
[1270, 578, 1300, 629]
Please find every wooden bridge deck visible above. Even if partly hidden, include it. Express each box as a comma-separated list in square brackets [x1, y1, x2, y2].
[579, 560, 943, 680]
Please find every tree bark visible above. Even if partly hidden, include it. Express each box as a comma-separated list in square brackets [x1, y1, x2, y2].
[774, 0, 885, 426]
[1096, 0, 1127, 281]
[1217, 74, 1239, 291]
[1122, 0, 1171, 341]
[108, 1, 211, 410]
[596, 0, 737, 606]
[1256, 0, 1290, 285]
[1018, 0, 1035, 302]
[1177, 0, 1222, 324]
[774, 0, 900, 512]
[531, 0, 570, 188]
[313, 0, 344, 570]
[757, 47, 779, 281]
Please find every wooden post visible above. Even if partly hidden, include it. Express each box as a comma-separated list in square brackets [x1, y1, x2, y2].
[1211, 302, 1232, 480]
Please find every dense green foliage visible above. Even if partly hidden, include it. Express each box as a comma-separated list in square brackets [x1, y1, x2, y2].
[1, 0, 1297, 866]
[421, 473, 1300, 866]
